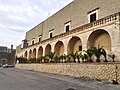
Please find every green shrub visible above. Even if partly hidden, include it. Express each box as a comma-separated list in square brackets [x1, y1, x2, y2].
[29, 58, 37, 63]
[17, 57, 28, 63]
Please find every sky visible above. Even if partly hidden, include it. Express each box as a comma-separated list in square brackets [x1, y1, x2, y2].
[0, 0, 74, 49]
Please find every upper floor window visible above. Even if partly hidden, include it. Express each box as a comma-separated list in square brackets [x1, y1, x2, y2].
[49, 30, 54, 38]
[27, 42, 29, 46]
[38, 35, 42, 42]
[64, 21, 71, 32]
[88, 8, 99, 23]
[32, 38, 35, 45]
[90, 13, 96, 22]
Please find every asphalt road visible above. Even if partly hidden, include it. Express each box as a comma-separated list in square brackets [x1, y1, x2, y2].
[0, 67, 120, 90]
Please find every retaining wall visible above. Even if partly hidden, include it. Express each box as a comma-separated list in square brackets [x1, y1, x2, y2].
[15, 63, 120, 82]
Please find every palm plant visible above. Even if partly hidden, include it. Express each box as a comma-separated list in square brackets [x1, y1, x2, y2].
[108, 53, 116, 62]
[80, 53, 85, 63]
[84, 54, 88, 62]
[37, 57, 42, 63]
[29, 58, 37, 63]
[53, 56, 59, 63]
[59, 54, 67, 63]
[91, 47, 103, 62]
[46, 52, 55, 63]
[101, 48, 107, 62]
[69, 52, 76, 63]
[59, 55, 64, 62]
[41, 55, 49, 63]
[66, 54, 71, 63]
[75, 52, 80, 63]
[84, 49, 93, 62]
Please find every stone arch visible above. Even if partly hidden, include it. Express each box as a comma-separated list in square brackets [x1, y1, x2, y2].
[1, 58, 8, 66]
[54, 41, 64, 56]
[24, 50, 28, 58]
[87, 29, 111, 51]
[45, 44, 51, 55]
[38, 46, 43, 58]
[33, 48, 36, 58]
[68, 36, 82, 54]
[29, 49, 32, 59]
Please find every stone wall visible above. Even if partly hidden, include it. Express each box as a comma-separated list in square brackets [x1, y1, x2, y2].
[16, 63, 120, 82]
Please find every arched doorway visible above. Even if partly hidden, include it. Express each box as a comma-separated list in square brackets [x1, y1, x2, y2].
[68, 36, 82, 54]
[45, 44, 51, 55]
[33, 48, 36, 58]
[29, 49, 32, 59]
[38, 46, 43, 58]
[1, 58, 7, 66]
[87, 29, 111, 51]
[54, 41, 64, 56]
[24, 51, 28, 58]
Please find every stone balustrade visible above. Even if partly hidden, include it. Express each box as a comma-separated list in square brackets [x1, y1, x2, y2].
[22, 12, 119, 49]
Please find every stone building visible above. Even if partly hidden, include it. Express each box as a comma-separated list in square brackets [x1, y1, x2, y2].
[16, 0, 120, 61]
[0, 45, 16, 66]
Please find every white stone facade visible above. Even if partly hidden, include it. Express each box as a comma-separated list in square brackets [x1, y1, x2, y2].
[16, 0, 120, 61]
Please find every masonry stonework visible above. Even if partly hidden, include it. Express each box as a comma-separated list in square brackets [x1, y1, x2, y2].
[16, 63, 120, 82]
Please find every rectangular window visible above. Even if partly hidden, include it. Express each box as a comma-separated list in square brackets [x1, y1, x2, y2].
[38, 35, 42, 42]
[66, 25, 69, 32]
[31, 38, 35, 45]
[32, 40, 34, 45]
[39, 38, 41, 42]
[49, 30, 54, 38]
[88, 8, 99, 23]
[90, 13, 96, 22]
[79, 46, 82, 51]
[64, 21, 71, 32]
[27, 43, 29, 46]
[50, 32, 52, 38]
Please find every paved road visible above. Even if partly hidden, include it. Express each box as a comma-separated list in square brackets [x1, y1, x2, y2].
[0, 67, 120, 90]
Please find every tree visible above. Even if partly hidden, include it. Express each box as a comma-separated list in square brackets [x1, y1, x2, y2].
[108, 53, 116, 62]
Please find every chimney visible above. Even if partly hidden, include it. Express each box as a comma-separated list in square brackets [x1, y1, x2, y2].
[11, 45, 13, 52]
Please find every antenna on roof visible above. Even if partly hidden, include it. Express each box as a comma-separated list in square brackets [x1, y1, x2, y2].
[48, 12, 50, 17]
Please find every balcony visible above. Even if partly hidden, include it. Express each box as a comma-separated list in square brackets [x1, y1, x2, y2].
[22, 12, 120, 49]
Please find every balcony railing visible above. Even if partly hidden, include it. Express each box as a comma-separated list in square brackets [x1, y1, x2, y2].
[23, 12, 119, 49]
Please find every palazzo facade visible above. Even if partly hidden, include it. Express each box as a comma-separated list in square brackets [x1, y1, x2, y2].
[16, 0, 120, 61]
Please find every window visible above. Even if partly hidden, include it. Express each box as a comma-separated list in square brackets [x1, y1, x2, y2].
[64, 21, 71, 32]
[50, 32, 52, 38]
[31, 39, 35, 45]
[38, 35, 42, 42]
[90, 13, 96, 22]
[49, 30, 54, 38]
[32, 40, 34, 45]
[27, 43, 29, 46]
[88, 8, 99, 23]
[66, 25, 69, 32]
[79, 45, 82, 51]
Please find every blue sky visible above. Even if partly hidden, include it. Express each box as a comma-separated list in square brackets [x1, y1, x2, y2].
[0, 0, 73, 48]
